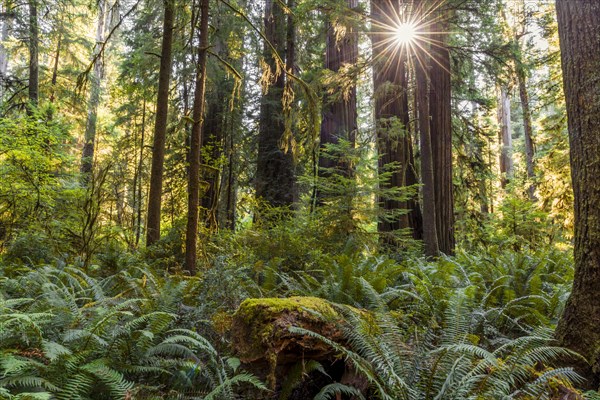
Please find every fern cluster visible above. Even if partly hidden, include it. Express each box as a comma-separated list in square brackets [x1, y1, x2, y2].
[289, 285, 583, 399]
[0, 265, 265, 399]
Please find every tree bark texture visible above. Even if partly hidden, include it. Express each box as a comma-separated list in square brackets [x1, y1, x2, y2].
[371, 0, 423, 243]
[200, 89, 224, 231]
[554, 0, 600, 386]
[146, 0, 175, 246]
[184, 0, 209, 274]
[255, 0, 295, 208]
[429, 12, 455, 255]
[318, 0, 358, 181]
[416, 43, 440, 258]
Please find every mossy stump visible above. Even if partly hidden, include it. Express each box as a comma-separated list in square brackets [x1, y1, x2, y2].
[230, 296, 351, 396]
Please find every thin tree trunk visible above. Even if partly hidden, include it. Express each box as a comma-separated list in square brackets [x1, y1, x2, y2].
[498, 86, 513, 188]
[27, 0, 38, 113]
[429, 11, 455, 255]
[255, 0, 295, 209]
[416, 37, 439, 258]
[516, 60, 536, 200]
[81, 1, 107, 180]
[184, 0, 210, 274]
[554, 0, 600, 387]
[136, 100, 146, 247]
[49, 27, 62, 103]
[146, 0, 175, 246]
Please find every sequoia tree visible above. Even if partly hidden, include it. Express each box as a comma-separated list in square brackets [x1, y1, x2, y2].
[416, 15, 439, 258]
[255, 0, 295, 209]
[371, 0, 423, 243]
[554, 0, 600, 385]
[429, 9, 454, 254]
[318, 0, 358, 186]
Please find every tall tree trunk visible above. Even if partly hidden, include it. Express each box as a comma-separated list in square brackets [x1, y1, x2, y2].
[200, 91, 223, 231]
[498, 86, 513, 188]
[371, 0, 423, 244]
[255, 0, 295, 209]
[184, 0, 209, 274]
[429, 11, 455, 255]
[146, 0, 175, 246]
[136, 100, 146, 247]
[318, 0, 358, 193]
[516, 57, 536, 200]
[554, 0, 600, 386]
[416, 23, 439, 258]
[27, 0, 38, 113]
[81, 1, 107, 179]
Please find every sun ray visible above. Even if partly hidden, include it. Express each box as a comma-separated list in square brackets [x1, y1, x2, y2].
[369, 0, 454, 77]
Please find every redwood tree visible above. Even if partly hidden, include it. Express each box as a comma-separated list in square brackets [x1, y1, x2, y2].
[554, 0, 600, 385]
[371, 0, 422, 243]
[429, 11, 454, 255]
[146, 0, 175, 246]
[255, 0, 295, 209]
[318, 0, 358, 185]
[415, 5, 439, 258]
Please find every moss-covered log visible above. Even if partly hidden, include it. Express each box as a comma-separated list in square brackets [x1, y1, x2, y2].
[230, 296, 364, 398]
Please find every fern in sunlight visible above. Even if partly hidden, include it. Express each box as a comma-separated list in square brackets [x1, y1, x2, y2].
[288, 283, 583, 400]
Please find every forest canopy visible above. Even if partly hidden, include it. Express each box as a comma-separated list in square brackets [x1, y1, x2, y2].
[1, 0, 599, 399]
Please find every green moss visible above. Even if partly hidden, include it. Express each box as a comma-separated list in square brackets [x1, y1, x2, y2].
[235, 296, 337, 325]
[231, 296, 342, 365]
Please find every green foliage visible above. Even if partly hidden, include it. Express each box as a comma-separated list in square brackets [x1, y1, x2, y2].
[0, 264, 266, 399]
[290, 289, 583, 399]
[0, 109, 79, 254]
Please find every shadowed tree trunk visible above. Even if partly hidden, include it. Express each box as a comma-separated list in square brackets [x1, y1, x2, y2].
[184, 0, 210, 274]
[27, 0, 38, 113]
[371, 0, 423, 244]
[498, 86, 513, 188]
[200, 89, 224, 231]
[146, 0, 175, 246]
[554, 0, 600, 387]
[255, 0, 295, 209]
[429, 10, 454, 255]
[318, 0, 358, 194]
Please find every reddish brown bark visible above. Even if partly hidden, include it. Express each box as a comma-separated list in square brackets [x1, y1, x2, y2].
[318, 0, 358, 186]
[429, 13, 454, 255]
[371, 0, 423, 243]
[255, 0, 295, 209]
